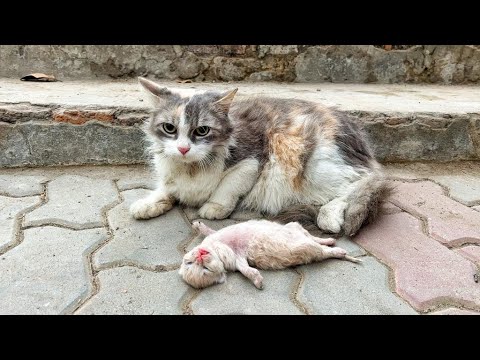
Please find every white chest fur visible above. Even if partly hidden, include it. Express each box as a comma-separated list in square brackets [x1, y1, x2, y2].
[154, 156, 224, 207]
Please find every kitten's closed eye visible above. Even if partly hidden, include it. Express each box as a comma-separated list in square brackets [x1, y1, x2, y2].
[203, 266, 212, 272]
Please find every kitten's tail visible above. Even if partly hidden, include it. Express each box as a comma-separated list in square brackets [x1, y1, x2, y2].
[342, 171, 392, 237]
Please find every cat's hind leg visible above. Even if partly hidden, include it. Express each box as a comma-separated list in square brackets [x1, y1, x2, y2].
[316, 197, 348, 234]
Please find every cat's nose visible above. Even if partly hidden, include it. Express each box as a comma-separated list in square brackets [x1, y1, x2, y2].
[177, 146, 190, 155]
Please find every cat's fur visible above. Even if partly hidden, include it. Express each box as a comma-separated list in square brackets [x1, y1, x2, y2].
[180, 220, 361, 289]
[130, 77, 389, 235]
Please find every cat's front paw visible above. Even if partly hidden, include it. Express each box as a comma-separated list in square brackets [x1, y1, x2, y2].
[198, 202, 233, 220]
[130, 198, 173, 220]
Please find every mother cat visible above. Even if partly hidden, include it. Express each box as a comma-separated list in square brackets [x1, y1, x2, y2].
[131, 77, 388, 236]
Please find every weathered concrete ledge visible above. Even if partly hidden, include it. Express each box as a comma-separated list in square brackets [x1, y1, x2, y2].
[2, 45, 480, 84]
[1, 79, 479, 167]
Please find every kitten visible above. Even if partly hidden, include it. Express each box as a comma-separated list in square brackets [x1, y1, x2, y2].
[180, 220, 361, 289]
[130, 77, 389, 236]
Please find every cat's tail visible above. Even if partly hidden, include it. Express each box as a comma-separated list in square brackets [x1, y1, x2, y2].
[342, 171, 392, 237]
[269, 171, 392, 236]
[268, 205, 320, 233]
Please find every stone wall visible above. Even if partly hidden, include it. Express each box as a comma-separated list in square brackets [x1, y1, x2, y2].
[1, 45, 480, 83]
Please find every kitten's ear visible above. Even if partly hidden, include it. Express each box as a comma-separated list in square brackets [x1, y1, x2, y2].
[213, 88, 238, 114]
[138, 77, 175, 107]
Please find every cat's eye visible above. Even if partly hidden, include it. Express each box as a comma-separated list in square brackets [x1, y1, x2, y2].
[194, 126, 210, 137]
[203, 266, 212, 272]
[162, 123, 177, 134]
[185, 261, 193, 265]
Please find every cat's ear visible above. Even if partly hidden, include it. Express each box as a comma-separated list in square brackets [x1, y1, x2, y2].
[138, 77, 175, 107]
[213, 88, 238, 114]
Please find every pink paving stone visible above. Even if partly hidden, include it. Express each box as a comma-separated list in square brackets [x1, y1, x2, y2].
[389, 181, 480, 246]
[381, 202, 403, 215]
[354, 212, 480, 312]
[456, 246, 480, 265]
[429, 308, 480, 315]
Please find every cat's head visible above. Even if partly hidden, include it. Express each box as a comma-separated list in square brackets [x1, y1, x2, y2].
[139, 77, 237, 165]
[179, 245, 227, 289]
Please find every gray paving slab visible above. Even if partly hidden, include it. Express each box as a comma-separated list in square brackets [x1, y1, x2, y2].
[0, 195, 40, 251]
[117, 173, 156, 191]
[298, 256, 417, 315]
[191, 270, 303, 315]
[428, 174, 480, 206]
[24, 175, 118, 229]
[94, 189, 192, 269]
[0, 196, 41, 252]
[0, 175, 47, 197]
[76, 267, 188, 315]
[0, 226, 107, 314]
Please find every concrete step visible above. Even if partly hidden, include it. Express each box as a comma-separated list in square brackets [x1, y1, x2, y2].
[1, 78, 479, 167]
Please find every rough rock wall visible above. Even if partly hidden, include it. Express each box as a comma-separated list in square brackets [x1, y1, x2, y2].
[1, 45, 479, 83]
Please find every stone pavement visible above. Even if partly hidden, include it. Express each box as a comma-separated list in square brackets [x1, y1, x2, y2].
[0, 162, 479, 315]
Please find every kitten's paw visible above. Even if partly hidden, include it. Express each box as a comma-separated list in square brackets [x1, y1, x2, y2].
[313, 237, 336, 246]
[130, 198, 173, 220]
[254, 274, 264, 290]
[192, 221, 203, 232]
[192, 221, 215, 236]
[198, 202, 233, 220]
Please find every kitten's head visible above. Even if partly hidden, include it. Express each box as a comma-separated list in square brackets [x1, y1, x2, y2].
[139, 77, 237, 164]
[179, 245, 227, 289]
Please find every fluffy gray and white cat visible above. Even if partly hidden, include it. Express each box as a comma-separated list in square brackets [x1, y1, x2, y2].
[180, 220, 361, 289]
[130, 77, 388, 235]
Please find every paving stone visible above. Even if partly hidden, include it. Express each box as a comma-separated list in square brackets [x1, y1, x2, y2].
[94, 189, 192, 269]
[25, 175, 118, 229]
[298, 256, 416, 314]
[381, 201, 403, 215]
[428, 175, 480, 206]
[0, 226, 106, 314]
[0, 195, 40, 250]
[456, 246, 480, 265]
[355, 212, 480, 312]
[390, 181, 480, 246]
[429, 308, 480, 315]
[229, 209, 263, 221]
[117, 174, 155, 191]
[76, 267, 188, 315]
[182, 206, 199, 222]
[191, 270, 303, 315]
[0, 175, 47, 197]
